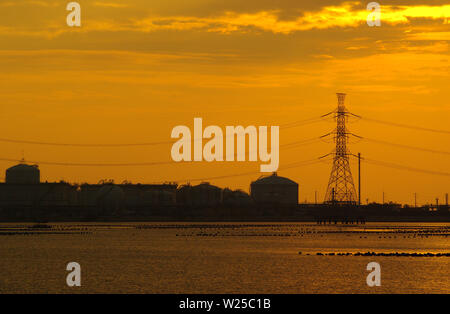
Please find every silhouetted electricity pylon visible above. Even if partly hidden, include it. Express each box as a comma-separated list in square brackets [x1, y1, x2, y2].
[323, 93, 358, 204]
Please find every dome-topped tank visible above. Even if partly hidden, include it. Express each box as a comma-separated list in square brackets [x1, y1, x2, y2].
[251, 172, 298, 186]
[6, 163, 40, 184]
[250, 172, 298, 205]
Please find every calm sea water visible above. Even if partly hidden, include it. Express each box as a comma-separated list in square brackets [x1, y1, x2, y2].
[0, 222, 448, 294]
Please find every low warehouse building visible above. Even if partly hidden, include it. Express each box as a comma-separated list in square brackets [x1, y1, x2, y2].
[79, 183, 124, 215]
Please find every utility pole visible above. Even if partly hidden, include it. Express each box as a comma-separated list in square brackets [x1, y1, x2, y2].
[414, 193, 417, 208]
[382, 191, 385, 205]
[358, 152, 361, 206]
[315, 191, 318, 205]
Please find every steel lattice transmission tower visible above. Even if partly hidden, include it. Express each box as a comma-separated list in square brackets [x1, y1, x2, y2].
[324, 93, 357, 204]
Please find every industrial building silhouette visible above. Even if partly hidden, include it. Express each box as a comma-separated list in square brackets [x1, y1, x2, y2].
[0, 162, 447, 222]
[0, 162, 300, 220]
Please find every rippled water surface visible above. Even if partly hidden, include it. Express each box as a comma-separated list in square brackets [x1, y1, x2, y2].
[0, 222, 448, 293]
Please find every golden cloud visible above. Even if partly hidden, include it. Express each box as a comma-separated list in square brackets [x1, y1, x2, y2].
[1, 2, 449, 37]
[133, 3, 450, 34]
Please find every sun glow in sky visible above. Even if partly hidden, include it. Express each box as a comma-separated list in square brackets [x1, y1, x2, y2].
[0, 0, 449, 205]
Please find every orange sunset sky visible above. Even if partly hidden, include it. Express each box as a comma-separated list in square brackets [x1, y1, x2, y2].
[0, 0, 449, 205]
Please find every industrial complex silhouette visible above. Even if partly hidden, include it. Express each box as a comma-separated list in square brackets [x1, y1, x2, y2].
[0, 94, 449, 222]
[0, 159, 447, 222]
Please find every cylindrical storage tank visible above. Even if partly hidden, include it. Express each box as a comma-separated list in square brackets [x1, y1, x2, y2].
[250, 173, 298, 205]
[5, 163, 40, 184]
[192, 183, 222, 206]
[223, 188, 252, 206]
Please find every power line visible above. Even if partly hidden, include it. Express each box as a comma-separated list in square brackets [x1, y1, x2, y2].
[0, 137, 174, 147]
[0, 116, 323, 148]
[174, 158, 330, 183]
[280, 137, 322, 148]
[362, 157, 450, 177]
[362, 137, 450, 156]
[0, 137, 322, 167]
[279, 116, 324, 129]
[361, 117, 450, 135]
[0, 157, 175, 167]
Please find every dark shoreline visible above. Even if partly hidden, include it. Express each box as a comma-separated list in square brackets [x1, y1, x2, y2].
[1, 216, 449, 223]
